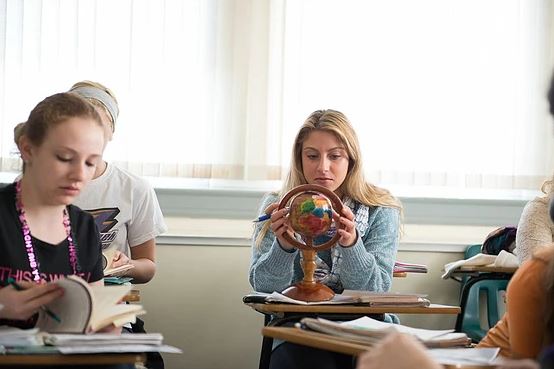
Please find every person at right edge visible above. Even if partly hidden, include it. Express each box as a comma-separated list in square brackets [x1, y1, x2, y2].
[357, 71, 554, 369]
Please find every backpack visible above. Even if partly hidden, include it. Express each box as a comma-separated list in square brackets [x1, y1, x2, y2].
[481, 226, 517, 255]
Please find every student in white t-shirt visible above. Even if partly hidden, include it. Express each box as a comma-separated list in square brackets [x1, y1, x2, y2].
[70, 81, 167, 284]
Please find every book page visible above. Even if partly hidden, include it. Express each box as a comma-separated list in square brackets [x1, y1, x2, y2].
[341, 316, 456, 341]
[89, 284, 145, 331]
[35, 276, 92, 333]
[428, 347, 499, 365]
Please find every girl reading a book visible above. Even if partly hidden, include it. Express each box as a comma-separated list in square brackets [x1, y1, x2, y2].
[69, 80, 167, 285]
[250, 109, 402, 369]
[0, 92, 105, 327]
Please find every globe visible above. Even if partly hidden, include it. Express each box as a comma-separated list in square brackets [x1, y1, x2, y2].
[289, 191, 333, 238]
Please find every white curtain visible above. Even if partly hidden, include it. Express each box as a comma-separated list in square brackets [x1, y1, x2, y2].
[1, 0, 553, 192]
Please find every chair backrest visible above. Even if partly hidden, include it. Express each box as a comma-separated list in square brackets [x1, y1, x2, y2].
[459, 276, 509, 342]
[465, 244, 482, 259]
[459, 244, 483, 287]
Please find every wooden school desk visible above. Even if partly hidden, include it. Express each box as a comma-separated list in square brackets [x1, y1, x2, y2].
[122, 288, 141, 302]
[0, 352, 145, 366]
[453, 265, 517, 277]
[246, 302, 461, 369]
[261, 327, 493, 369]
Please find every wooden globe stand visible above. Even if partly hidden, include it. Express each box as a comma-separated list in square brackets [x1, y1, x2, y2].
[278, 184, 344, 302]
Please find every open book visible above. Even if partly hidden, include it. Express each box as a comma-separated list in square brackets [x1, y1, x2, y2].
[300, 317, 471, 348]
[34, 275, 145, 333]
[102, 249, 135, 277]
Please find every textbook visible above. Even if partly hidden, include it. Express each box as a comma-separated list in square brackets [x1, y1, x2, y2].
[102, 249, 134, 277]
[243, 291, 431, 307]
[35, 275, 145, 333]
[341, 290, 431, 307]
[394, 261, 428, 274]
[299, 317, 471, 348]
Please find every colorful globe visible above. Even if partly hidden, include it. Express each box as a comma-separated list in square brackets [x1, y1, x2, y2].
[289, 191, 333, 238]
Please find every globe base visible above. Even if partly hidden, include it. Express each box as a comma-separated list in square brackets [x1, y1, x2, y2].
[281, 281, 335, 302]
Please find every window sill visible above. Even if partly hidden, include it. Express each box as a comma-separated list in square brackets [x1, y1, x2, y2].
[158, 218, 489, 253]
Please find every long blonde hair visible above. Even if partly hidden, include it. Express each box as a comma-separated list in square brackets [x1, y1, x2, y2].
[256, 109, 402, 246]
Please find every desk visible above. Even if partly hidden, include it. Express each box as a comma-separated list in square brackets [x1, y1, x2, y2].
[262, 327, 494, 369]
[248, 303, 460, 316]
[247, 303, 460, 369]
[453, 265, 517, 277]
[0, 352, 145, 366]
[393, 272, 407, 278]
[122, 289, 141, 303]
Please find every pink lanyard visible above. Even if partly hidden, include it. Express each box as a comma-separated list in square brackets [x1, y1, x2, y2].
[15, 180, 78, 282]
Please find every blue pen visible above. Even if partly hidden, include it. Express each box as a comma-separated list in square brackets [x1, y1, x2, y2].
[7, 277, 62, 323]
[252, 206, 290, 223]
[252, 213, 271, 223]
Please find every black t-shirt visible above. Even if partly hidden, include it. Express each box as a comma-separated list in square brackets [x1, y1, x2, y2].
[0, 183, 103, 285]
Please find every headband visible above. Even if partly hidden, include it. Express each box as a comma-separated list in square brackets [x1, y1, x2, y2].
[70, 86, 119, 127]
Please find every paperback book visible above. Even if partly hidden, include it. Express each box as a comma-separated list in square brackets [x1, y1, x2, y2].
[35, 275, 145, 333]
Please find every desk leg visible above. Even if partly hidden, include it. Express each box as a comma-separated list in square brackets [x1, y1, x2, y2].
[259, 314, 274, 369]
[259, 335, 274, 369]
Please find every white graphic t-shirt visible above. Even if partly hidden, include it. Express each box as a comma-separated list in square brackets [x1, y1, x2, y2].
[74, 163, 167, 256]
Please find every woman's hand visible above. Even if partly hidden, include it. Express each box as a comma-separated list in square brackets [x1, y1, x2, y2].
[357, 332, 441, 369]
[265, 203, 295, 251]
[334, 206, 357, 247]
[107, 251, 132, 277]
[0, 282, 64, 320]
[110, 251, 131, 269]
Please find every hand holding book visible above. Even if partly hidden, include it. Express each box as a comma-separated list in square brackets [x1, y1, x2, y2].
[102, 249, 134, 277]
[35, 275, 145, 334]
[0, 279, 64, 321]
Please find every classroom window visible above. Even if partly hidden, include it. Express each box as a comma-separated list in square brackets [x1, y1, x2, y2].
[0, 0, 552, 194]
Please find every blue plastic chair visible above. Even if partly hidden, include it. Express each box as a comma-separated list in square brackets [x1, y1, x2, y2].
[465, 244, 482, 259]
[456, 275, 509, 342]
[459, 244, 483, 286]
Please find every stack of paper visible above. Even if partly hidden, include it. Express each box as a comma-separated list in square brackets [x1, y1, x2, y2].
[43, 333, 182, 354]
[428, 347, 500, 366]
[0, 327, 44, 347]
[341, 290, 431, 307]
[394, 261, 428, 273]
[300, 317, 471, 348]
[442, 253, 497, 279]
